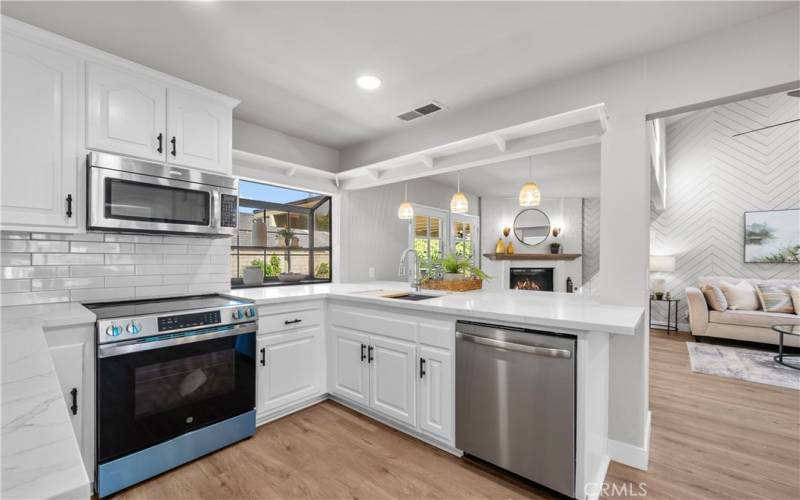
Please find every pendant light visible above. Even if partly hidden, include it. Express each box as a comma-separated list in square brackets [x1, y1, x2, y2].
[398, 182, 414, 220]
[450, 173, 469, 214]
[518, 156, 541, 207]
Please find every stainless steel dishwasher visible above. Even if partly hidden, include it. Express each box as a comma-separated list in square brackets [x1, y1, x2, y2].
[455, 321, 576, 497]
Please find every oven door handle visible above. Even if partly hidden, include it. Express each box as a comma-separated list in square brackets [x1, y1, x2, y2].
[98, 322, 257, 358]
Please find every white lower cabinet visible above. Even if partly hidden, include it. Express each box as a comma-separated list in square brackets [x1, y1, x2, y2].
[330, 326, 370, 406]
[370, 335, 417, 426]
[418, 346, 453, 442]
[44, 325, 95, 476]
[256, 325, 324, 416]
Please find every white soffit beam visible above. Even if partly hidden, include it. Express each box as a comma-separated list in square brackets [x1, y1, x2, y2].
[337, 103, 608, 186]
[232, 149, 339, 194]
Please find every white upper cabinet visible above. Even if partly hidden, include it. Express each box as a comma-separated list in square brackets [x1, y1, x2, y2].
[87, 62, 167, 162]
[166, 89, 231, 173]
[1, 32, 80, 231]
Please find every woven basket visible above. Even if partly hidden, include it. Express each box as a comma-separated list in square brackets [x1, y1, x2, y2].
[420, 277, 482, 292]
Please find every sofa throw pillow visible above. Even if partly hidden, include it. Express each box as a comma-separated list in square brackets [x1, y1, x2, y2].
[701, 284, 728, 311]
[755, 283, 795, 314]
[790, 285, 800, 316]
[720, 280, 760, 311]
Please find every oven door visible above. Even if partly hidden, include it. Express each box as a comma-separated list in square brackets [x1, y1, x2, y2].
[97, 323, 256, 464]
[88, 165, 236, 236]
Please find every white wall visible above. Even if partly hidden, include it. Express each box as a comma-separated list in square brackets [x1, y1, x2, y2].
[233, 119, 340, 173]
[480, 197, 583, 291]
[339, 179, 478, 283]
[582, 198, 601, 287]
[650, 92, 800, 329]
[336, 7, 800, 463]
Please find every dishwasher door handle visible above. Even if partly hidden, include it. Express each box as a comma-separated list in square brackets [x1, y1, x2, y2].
[456, 331, 572, 359]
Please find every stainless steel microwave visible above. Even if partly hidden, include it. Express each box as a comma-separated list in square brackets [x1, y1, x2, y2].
[87, 152, 238, 237]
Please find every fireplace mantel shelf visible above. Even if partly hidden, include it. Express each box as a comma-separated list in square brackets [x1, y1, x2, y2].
[483, 253, 581, 261]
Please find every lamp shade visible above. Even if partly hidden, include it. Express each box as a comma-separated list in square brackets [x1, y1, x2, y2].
[450, 191, 469, 213]
[518, 182, 541, 207]
[397, 201, 414, 220]
[649, 255, 675, 272]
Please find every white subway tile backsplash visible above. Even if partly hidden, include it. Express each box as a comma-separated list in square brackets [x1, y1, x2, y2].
[32, 253, 104, 265]
[0, 231, 30, 240]
[105, 254, 163, 265]
[2, 266, 69, 279]
[105, 275, 162, 287]
[1, 279, 31, 292]
[31, 232, 105, 242]
[2, 240, 69, 253]
[134, 264, 188, 275]
[1, 253, 31, 266]
[70, 287, 134, 303]
[31, 277, 105, 290]
[104, 234, 163, 244]
[70, 242, 133, 253]
[1, 231, 230, 306]
[135, 284, 188, 298]
[135, 243, 187, 254]
[70, 265, 136, 277]
[1, 290, 69, 306]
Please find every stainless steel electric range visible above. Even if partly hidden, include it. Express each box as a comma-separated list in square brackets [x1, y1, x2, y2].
[86, 294, 258, 498]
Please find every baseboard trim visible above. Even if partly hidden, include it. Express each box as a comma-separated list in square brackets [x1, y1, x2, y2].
[256, 394, 328, 427]
[584, 455, 611, 500]
[607, 411, 650, 471]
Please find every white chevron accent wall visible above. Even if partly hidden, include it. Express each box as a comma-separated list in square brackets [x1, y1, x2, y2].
[650, 92, 800, 328]
[582, 198, 600, 286]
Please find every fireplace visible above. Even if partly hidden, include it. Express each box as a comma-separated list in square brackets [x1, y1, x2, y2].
[510, 267, 554, 291]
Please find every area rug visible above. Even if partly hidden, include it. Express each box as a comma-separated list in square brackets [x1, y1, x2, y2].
[686, 342, 800, 390]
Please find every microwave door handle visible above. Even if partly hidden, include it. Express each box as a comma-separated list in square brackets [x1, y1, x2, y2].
[211, 190, 220, 228]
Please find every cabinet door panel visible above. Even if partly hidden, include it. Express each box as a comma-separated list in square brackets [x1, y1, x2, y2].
[370, 335, 416, 426]
[330, 327, 369, 406]
[419, 346, 453, 442]
[257, 327, 322, 415]
[1, 33, 79, 230]
[49, 343, 85, 448]
[87, 63, 165, 161]
[167, 89, 231, 173]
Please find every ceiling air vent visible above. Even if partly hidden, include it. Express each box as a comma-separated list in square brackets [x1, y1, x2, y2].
[397, 101, 444, 122]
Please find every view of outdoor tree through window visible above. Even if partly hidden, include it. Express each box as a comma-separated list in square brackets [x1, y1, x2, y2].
[231, 180, 331, 286]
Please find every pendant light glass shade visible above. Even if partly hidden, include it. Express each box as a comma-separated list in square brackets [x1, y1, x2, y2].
[398, 183, 414, 220]
[450, 174, 469, 214]
[519, 157, 541, 207]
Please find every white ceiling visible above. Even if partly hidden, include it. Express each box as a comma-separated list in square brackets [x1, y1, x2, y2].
[426, 144, 601, 199]
[2, 1, 793, 149]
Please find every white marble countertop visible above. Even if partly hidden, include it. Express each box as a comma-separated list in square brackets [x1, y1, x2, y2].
[1, 303, 95, 500]
[229, 281, 644, 335]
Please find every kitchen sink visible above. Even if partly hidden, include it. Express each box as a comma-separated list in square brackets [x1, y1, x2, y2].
[381, 292, 439, 301]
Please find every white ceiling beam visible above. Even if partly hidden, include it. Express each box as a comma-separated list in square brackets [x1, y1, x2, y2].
[284, 167, 297, 177]
[367, 168, 383, 180]
[492, 135, 507, 152]
[418, 154, 435, 169]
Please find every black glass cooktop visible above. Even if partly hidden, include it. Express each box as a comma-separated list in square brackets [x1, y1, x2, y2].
[84, 294, 251, 319]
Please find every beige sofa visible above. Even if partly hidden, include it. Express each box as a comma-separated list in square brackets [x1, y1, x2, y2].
[686, 276, 800, 348]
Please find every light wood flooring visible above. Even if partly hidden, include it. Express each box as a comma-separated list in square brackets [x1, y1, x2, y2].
[115, 330, 799, 499]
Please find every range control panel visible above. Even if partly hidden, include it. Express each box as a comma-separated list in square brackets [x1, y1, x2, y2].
[158, 310, 221, 332]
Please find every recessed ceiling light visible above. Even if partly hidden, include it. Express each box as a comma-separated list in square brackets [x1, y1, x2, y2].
[356, 75, 381, 90]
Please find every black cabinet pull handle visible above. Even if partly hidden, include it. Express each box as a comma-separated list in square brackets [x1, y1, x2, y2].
[284, 319, 302, 325]
[368, 345, 374, 363]
[260, 347, 266, 366]
[157, 133, 163, 153]
[419, 358, 426, 379]
[70, 388, 78, 415]
[170, 136, 177, 156]
[360, 343, 366, 361]
[65, 194, 73, 218]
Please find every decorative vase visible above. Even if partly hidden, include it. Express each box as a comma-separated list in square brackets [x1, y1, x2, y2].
[506, 241, 515, 254]
[549, 244, 560, 254]
[252, 221, 269, 247]
[654, 292, 664, 300]
[495, 238, 506, 254]
[444, 273, 463, 281]
[242, 266, 264, 286]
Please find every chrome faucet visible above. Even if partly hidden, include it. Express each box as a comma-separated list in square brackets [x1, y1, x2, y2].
[399, 248, 421, 291]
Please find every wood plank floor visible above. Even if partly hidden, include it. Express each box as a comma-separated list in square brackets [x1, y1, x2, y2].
[115, 330, 800, 499]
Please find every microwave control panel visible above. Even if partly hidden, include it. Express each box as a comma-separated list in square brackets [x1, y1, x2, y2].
[220, 194, 238, 228]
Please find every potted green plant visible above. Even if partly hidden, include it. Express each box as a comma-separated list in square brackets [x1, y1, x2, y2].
[439, 253, 491, 281]
[549, 242, 561, 254]
[277, 228, 295, 247]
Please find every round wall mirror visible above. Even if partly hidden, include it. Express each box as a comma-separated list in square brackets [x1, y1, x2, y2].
[513, 209, 550, 246]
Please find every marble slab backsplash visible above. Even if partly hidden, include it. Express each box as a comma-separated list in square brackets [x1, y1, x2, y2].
[0, 231, 231, 306]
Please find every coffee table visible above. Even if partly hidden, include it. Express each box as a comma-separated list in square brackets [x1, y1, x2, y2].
[771, 324, 800, 370]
